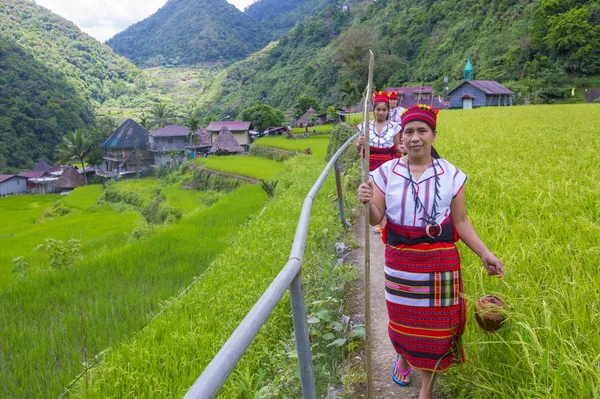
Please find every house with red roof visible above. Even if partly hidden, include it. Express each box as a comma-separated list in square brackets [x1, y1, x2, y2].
[206, 122, 251, 153]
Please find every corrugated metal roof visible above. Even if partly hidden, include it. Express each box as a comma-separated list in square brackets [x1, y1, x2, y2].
[0, 174, 17, 183]
[206, 122, 251, 132]
[449, 80, 513, 95]
[18, 171, 45, 179]
[102, 119, 149, 149]
[149, 125, 202, 137]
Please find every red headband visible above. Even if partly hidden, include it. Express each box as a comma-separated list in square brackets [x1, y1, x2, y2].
[388, 91, 399, 100]
[373, 91, 390, 104]
[400, 104, 439, 131]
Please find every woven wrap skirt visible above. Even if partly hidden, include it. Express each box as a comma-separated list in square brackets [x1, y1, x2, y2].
[368, 146, 395, 171]
[384, 222, 467, 372]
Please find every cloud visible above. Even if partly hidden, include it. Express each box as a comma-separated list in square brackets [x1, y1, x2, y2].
[34, 0, 258, 42]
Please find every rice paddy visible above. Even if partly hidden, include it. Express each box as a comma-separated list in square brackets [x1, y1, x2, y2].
[253, 134, 332, 159]
[2, 104, 599, 398]
[194, 155, 284, 180]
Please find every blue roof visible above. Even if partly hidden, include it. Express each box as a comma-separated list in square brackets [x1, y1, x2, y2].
[102, 119, 149, 150]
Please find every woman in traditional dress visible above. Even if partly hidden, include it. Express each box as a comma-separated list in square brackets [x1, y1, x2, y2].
[357, 104, 504, 399]
[355, 91, 401, 171]
[356, 91, 402, 233]
[388, 91, 404, 125]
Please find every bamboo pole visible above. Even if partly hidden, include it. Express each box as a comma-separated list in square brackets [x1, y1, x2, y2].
[362, 50, 375, 399]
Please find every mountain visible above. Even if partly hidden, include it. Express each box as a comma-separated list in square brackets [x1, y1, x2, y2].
[0, 0, 142, 105]
[0, 35, 93, 171]
[197, 0, 600, 115]
[106, 0, 273, 67]
[0, 0, 144, 170]
[244, 0, 338, 38]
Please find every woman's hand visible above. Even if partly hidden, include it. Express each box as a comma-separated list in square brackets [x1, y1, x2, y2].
[358, 181, 374, 204]
[356, 135, 365, 148]
[482, 251, 504, 277]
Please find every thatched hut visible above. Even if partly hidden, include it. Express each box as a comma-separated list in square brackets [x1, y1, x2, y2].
[211, 127, 244, 155]
[55, 166, 85, 190]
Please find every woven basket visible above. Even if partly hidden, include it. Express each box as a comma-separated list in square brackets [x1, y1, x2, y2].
[474, 295, 506, 333]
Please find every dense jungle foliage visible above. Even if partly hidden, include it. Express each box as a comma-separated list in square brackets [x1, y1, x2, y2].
[244, 0, 337, 39]
[0, 36, 93, 171]
[0, 0, 141, 104]
[106, 0, 273, 67]
[198, 0, 600, 114]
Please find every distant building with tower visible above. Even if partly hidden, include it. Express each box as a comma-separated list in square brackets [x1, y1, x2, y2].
[447, 58, 513, 109]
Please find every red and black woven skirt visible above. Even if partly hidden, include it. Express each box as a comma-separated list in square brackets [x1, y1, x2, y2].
[383, 220, 467, 372]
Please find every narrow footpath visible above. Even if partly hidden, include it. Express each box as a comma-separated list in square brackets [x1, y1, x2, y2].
[355, 215, 442, 399]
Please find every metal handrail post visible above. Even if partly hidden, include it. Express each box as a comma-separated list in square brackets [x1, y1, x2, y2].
[290, 272, 317, 399]
[334, 161, 352, 228]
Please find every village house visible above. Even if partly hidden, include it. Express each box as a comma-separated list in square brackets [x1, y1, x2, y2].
[211, 127, 244, 155]
[54, 166, 86, 192]
[385, 86, 447, 109]
[0, 174, 28, 196]
[294, 107, 327, 128]
[101, 119, 153, 176]
[446, 59, 514, 109]
[206, 122, 251, 152]
[148, 125, 211, 166]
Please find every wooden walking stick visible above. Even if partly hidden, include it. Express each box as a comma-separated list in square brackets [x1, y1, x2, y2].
[362, 49, 375, 399]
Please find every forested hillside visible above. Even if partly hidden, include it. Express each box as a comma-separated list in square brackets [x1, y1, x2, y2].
[244, 0, 337, 38]
[106, 0, 273, 66]
[0, 36, 93, 171]
[0, 0, 141, 105]
[0, 0, 154, 171]
[198, 0, 600, 115]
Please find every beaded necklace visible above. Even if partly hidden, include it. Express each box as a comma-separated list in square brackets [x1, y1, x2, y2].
[406, 158, 443, 238]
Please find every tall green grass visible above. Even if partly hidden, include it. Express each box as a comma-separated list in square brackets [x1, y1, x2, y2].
[434, 104, 600, 398]
[253, 134, 331, 159]
[0, 185, 267, 398]
[70, 155, 347, 397]
[194, 155, 284, 180]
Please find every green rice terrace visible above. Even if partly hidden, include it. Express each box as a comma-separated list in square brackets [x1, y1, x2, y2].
[2, 106, 600, 398]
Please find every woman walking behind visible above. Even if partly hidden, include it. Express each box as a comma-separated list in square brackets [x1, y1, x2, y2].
[357, 104, 504, 399]
[356, 91, 402, 233]
[388, 91, 404, 125]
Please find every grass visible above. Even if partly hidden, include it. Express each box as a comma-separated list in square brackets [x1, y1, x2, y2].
[253, 134, 332, 160]
[433, 104, 600, 398]
[0, 184, 267, 398]
[291, 124, 335, 134]
[160, 183, 222, 214]
[70, 155, 350, 398]
[194, 155, 284, 181]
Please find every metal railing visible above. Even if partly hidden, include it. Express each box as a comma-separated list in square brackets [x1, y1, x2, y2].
[184, 132, 358, 399]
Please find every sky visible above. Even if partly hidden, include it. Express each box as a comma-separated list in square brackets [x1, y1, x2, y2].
[34, 0, 257, 43]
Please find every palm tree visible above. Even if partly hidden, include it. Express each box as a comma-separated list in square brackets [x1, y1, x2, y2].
[56, 129, 90, 183]
[339, 80, 358, 108]
[149, 103, 176, 129]
[185, 116, 200, 159]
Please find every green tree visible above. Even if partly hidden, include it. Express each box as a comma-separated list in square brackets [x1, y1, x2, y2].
[88, 117, 117, 166]
[149, 103, 176, 129]
[338, 80, 358, 108]
[55, 129, 90, 182]
[185, 116, 201, 156]
[239, 103, 285, 133]
[293, 96, 320, 119]
[139, 113, 151, 130]
[327, 106, 338, 122]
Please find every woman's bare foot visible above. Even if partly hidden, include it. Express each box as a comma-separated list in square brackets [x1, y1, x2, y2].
[392, 355, 411, 385]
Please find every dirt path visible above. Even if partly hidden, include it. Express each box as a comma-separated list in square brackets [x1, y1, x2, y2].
[354, 215, 442, 399]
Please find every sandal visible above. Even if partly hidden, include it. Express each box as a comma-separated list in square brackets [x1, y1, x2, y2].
[391, 355, 412, 386]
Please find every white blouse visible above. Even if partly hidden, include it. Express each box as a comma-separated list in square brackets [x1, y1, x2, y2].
[370, 158, 467, 227]
[357, 120, 401, 148]
[388, 107, 405, 125]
